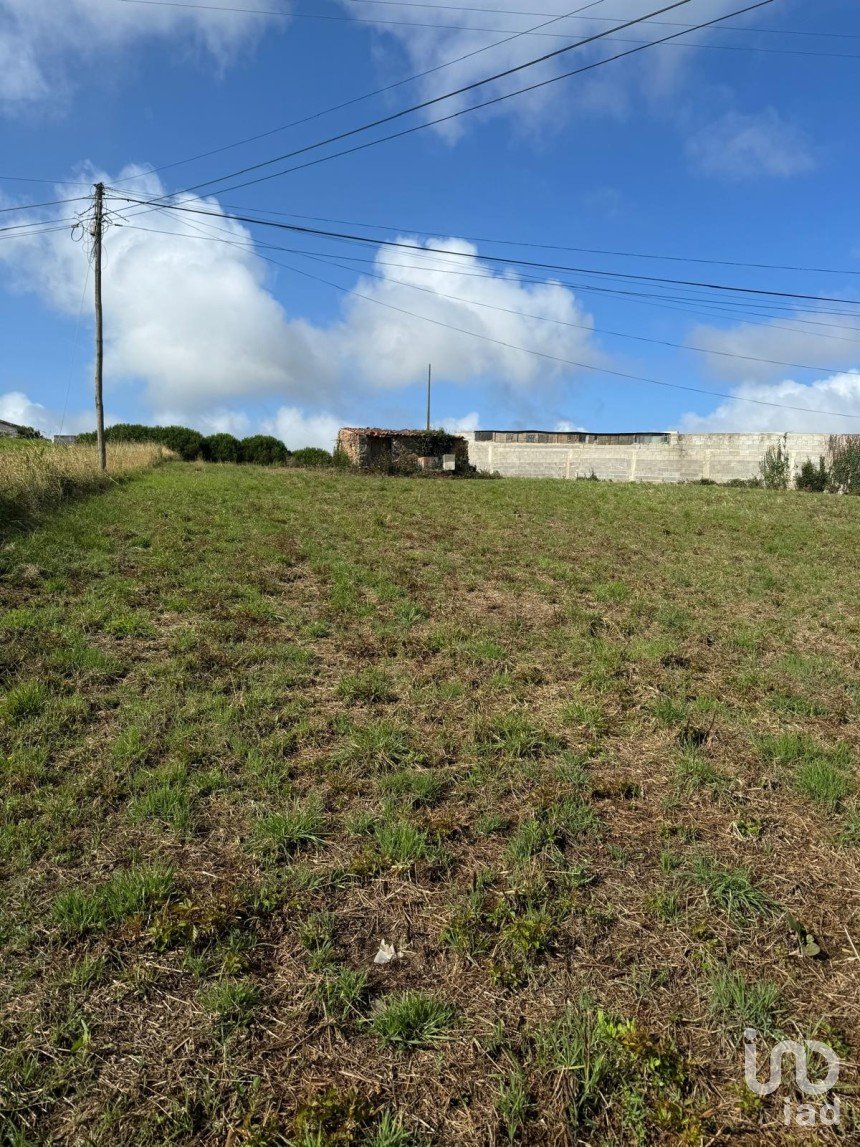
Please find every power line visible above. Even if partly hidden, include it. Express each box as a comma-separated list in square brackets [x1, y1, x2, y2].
[0, 175, 97, 188]
[114, 0, 845, 39]
[112, 0, 729, 204]
[135, 0, 783, 205]
[114, 210, 860, 345]
[116, 217, 856, 375]
[254, 260, 860, 419]
[116, 0, 860, 59]
[110, 194, 860, 312]
[110, 0, 613, 185]
[112, 0, 841, 190]
[0, 197, 87, 215]
[121, 195, 860, 335]
[150, 216, 860, 420]
[0, 216, 83, 238]
[134, 198, 860, 329]
[198, 201, 860, 279]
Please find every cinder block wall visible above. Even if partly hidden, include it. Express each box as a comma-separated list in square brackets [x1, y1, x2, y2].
[461, 432, 831, 483]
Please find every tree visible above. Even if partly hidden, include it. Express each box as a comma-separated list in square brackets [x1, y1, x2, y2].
[156, 425, 204, 461]
[239, 435, 289, 466]
[202, 433, 241, 463]
[795, 457, 829, 493]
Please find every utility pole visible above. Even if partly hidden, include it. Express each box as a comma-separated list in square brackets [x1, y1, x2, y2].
[92, 182, 106, 472]
[426, 363, 431, 431]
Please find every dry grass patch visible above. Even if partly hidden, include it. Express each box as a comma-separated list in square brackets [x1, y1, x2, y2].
[0, 439, 173, 533]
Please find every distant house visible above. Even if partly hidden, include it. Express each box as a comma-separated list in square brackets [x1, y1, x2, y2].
[336, 427, 470, 473]
[53, 435, 79, 445]
[0, 419, 23, 438]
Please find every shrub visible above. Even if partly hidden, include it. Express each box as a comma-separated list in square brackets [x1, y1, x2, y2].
[240, 435, 290, 466]
[157, 425, 204, 461]
[796, 457, 829, 493]
[759, 438, 791, 489]
[79, 423, 203, 460]
[202, 432, 241, 463]
[291, 447, 333, 468]
[79, 423, 155, 445]
[828, 434, 860, 494]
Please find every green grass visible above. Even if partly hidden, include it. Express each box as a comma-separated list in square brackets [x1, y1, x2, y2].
[761, 732, 855, 808]
[370, 992, 456, 1048]
[372, 817, 434, 866]
[251, 797, 326, 857]
[706, 964, 782, 1039]
[0, 463, 857, 1144]
[314, 967, 369, 1020]
[200, 978, 262, 1032]
[686, 855, 776, 923]
[52, 865, 176, 935]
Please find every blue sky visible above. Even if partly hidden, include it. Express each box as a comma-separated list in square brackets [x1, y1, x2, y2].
[1, 0, 859, 448]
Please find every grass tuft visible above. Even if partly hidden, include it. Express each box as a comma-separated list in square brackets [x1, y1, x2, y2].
[370, 992, 455, 1048]
[686, 855, 775, 922]
[707, 964, 781, 1039]
[252, 797, 325, 857]
[52, 865, 176, 935]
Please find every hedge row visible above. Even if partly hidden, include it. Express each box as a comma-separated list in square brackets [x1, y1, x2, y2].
[77, 425, 335, 466]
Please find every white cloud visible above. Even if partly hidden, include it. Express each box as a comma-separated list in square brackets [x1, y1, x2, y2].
[680, 371, 860, 433]
[0, 168, 340, 411]
[0, 389, 106, 435]
[153, 407, 253, 436]
[0, 0, 281, 108]
[554, 419, 586, 431]
[334, 236, 602, 390]
[441, 411, 480, 433]
[262, 406, 342, 450]
[687, 108, 815, 181]
[684, 314, 860, 383]
[0, 172, 603, 423]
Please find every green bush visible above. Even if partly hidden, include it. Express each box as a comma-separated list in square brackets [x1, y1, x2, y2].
[202, 433, 241, 463]
[240, 435, 290, 466]
[78, 423, 156, 445]
[157, 426, 204, 461]
[79, 424, 290, 465]
[78, 423, 202, 460]
[290, 447, 332, 468]
[759, 438, 791, 490]
[795, 457, 829, 493]
[828, 435, 860, 494]
[79, 424, 293, 463]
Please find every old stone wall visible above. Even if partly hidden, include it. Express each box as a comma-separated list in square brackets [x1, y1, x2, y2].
[461, 432, 832, 483]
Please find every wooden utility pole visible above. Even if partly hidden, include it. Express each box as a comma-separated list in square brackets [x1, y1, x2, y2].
[426, 363, 431, 431]
[92, 182, 106, 471]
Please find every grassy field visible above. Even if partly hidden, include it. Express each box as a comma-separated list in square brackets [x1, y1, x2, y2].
[0, 464, 858, 1145]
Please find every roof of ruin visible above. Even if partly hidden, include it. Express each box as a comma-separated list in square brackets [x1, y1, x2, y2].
[338, 427, 459, 438]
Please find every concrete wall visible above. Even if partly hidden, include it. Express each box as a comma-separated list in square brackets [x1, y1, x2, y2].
[461, 432, 831, 484]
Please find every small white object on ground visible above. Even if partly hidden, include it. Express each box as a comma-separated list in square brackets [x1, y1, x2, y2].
[373, 940, 398, 965]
